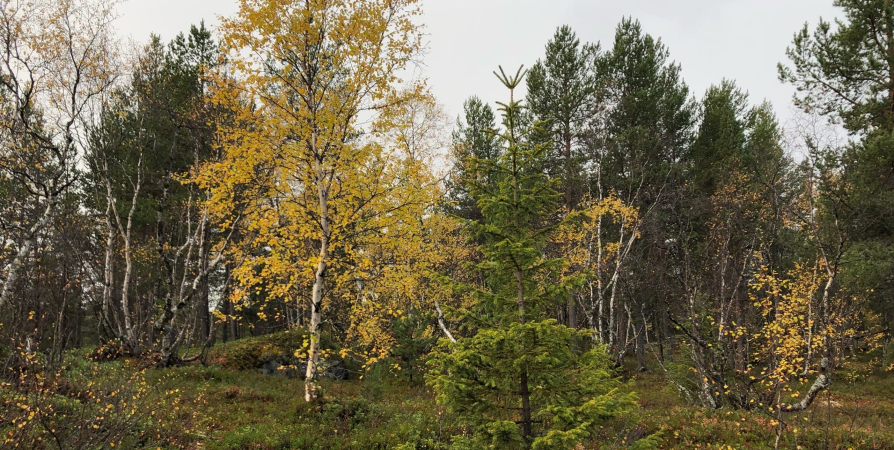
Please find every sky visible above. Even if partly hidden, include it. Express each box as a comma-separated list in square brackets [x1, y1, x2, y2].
[115, 0, 841, 127]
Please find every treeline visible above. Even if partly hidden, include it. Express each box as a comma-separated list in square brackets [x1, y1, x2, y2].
[1, 0, 893, 445]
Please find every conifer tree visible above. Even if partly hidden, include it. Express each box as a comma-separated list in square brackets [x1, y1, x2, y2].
[427, 66, 634, 450]
[780, 0, 894, 337]
[446, 96, 501, 221]
[689, 80, 749, 195]
[526, 25, 597, 210]
[593, 18, 693, 363]
[526, 25, 599, 329]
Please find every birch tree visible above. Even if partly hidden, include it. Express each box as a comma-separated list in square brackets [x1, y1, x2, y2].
[0, 0, 118, 309]
[214, 0, 424, 402]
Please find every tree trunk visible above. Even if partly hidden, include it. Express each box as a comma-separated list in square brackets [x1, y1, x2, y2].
[515, 266, 533, 443]
[778, 358, 832, 412]
[108, 155, 142, 354]
[305, 256, 326, 402]
[0, 196, 56, 308]
[222, 265, 232, 343]
[636, 305, 648, 371]
[434, 299, 456, 343]
[118, 195, 139, 353]
[663, 305, 674, 363]
[520, 368, 533, 443]
[102, 196, 119, 339]
[655, 303, 665, 363]
[305, 157, 330, 403]
[564, 133, 576, 328]
[201, 235, 212, 344]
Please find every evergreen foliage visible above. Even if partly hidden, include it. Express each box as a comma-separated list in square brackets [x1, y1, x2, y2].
[780, 0, 894, 333]
[526, 25, 598, 209]
[427, 66, 635, 449]
[446, 96, 502, 221]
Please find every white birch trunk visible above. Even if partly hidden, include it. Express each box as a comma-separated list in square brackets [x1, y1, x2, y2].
[0, 195, 56, 307]
[305, 139, 329, 402]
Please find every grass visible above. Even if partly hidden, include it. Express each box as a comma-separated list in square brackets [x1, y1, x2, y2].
[624, 353, 894, 449]
[146, 364, 449, 449]
[5, 344, 893, 449]
[142, 355, 894, 449]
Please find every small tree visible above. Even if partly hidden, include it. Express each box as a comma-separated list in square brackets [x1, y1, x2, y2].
[427, 67, 635, 450]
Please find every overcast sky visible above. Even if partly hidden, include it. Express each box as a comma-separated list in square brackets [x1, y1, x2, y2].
[116, 0, 840, 126]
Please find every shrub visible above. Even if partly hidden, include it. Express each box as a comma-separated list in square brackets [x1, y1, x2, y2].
[208, 329, 338, 371]
[0, 352, 199, 449]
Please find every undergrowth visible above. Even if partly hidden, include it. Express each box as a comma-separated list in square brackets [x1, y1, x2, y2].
[2, 344, 892, 449]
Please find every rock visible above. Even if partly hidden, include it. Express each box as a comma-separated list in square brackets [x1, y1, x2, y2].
[257, 357, 347, 380]
[276, 366, 299, 379]
[321, 359, 349, 380]
[259, 359, 281, 375]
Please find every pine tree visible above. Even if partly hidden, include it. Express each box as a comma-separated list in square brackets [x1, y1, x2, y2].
[689, 80, 749, 195]
[526, 25, 598, 210]
[526, 26, 599, 329]
[427, 66, 634, 450]
[780, 0, 894, 335]
[592, 18, 694, 364]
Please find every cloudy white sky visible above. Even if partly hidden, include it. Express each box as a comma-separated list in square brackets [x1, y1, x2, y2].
[116, 0, 840, 126]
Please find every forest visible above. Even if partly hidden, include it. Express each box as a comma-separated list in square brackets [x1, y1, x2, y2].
[1, 0, 893, 448]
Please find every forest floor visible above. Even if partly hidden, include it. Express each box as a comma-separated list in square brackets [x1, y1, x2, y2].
[132, 350, 894, 449]
[5, 346, 893, 449]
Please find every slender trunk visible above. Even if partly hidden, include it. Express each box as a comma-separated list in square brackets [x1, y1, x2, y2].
[564, 132, 576, 328]
[102, 195, 119, 338]
[119, 223, 136, 352]
[607, 217, 630, 351]
[516, 268, 525, 323]
[0, 195, 56, 307]
[222, 301, 230, 343]
[819, 261, 836, 359]
[883, 337, 892, 367]
[515, 266, 532, 443]
[596, 167, 605, 343]
[74, 296, 83, 348]
[434, 299, 456, 343]
[305, 252, 326, 402]
[305, 152, 329, 403]
[636, 304, 647, 371]
[802, 263, 819, 376]
[563, 130, 573, 207]
[660, 302, 671, 362]
[520, 368, 533, 442]
[201, 235, 212, 343]
[607, 265, 620, 350]
[222, 266, 232, 343]
[886, 14, 894, 122]
[229, 296, 238, 341]
[111, 156, 142, 354]
[513, 132, 531, 438]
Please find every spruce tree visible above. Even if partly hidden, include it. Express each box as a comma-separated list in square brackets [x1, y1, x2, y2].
[427, 67, 634, 450]
[446, 96, 501, 221]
